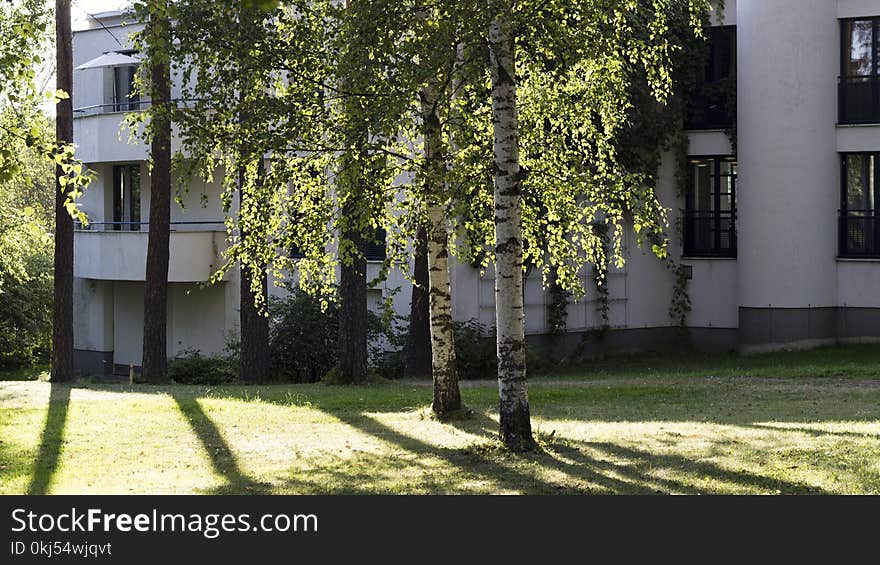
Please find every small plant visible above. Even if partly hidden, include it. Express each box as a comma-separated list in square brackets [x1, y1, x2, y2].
[168, 348, 237, 385]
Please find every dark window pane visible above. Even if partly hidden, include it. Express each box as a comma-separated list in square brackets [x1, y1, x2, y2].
[686, 26, 737, 130]
[684, 156, 737, 257]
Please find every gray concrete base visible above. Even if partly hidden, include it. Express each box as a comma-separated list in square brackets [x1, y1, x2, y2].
[527, 326, 738, 362]
[739, 307, 880, 353]
[73, 349, 113, 377]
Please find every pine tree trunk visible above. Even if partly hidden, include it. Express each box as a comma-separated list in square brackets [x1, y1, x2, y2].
[51, 0, 74, 383]
[238, 170, 270, 384]
[420, 83, 461, 416]
[336, 202, 368, 384]
[142, 10, 172, 384]
[404, 226, 432, 379]
[489, 3, 533, 449]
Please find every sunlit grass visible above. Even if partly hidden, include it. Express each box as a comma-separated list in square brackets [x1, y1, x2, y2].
[1, 345, 880, 494]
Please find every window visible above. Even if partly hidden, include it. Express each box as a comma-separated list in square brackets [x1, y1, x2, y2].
[113, 65, 140, 112]
[365, 228, 386, 261]
[840, 153, 880, 257]
[840, 18, 880, 124]
[112, 165, 141, 230]
[685, 26, 736, 130]
[683, 156, 737, 257]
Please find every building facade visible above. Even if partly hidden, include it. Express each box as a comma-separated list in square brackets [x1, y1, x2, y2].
[71, 1, 880, 375]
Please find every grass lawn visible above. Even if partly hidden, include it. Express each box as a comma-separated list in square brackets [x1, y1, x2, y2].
[1, 344, 879, 495]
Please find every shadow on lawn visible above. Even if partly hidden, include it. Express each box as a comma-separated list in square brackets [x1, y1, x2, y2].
[171, 394, 270, 494]
[53, 381, 862, 494]
[278, 408, 828, 495]
[27, 383, 71, 495]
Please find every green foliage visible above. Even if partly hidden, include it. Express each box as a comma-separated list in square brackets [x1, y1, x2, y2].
[0, 110, 54, 369]
[268, 288, 339, 383]
[153, 0, 714, 335]
[0, 1, 92, 225]
[167, 349, 237, 385]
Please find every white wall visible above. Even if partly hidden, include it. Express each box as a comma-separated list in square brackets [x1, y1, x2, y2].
[737, 0, 840, 309]
[838, 0, 880, 19]
[73, 278, 114, 352]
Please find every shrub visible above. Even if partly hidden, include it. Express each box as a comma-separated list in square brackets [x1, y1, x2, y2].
[452, 319, 498, 379]
[0, 236, 53, 370]
[268, 289, 339, 383]
[168, 349, 237, 385]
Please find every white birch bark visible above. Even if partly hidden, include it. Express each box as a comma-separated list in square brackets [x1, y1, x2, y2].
[420, 78, 462, 416]
[489, 1, 533, 448]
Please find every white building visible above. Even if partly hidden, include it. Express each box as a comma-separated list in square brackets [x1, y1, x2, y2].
[71, 1, 880, 375]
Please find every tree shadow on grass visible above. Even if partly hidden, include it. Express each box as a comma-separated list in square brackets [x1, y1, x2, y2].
[439, 408, 829, 494]
[170, 394, 270, 495]
[27, 384, 71, 495]
[742, 423, 880, 440]
[293, 410, 724, 494]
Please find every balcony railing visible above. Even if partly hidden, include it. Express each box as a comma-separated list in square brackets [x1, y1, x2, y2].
[839, 76, 880, 125]
[839, 211, 880, 258]
[76, 220, 225, 232]
[73, 101, 150, 118]
[683, 210, 737, 258]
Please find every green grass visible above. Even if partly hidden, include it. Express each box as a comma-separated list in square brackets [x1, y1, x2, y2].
[1, 345, 879, 494]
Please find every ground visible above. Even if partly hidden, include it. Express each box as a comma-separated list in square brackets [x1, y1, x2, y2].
[1, 345, 879, 494]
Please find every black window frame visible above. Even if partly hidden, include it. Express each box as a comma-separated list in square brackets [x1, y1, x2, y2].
[839, 17, 880, 124]
[683, 155, 738, 258]
[365, 228, 387, 262]
[685, 25, 737, 131]
[839, 151, 880, 258]
[112, 164, 141, 231]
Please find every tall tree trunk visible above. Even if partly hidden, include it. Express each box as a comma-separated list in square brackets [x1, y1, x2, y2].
[235, 3, 270, 384]
[404, 226, 431, 379]
[142, 7, 172, 383]
[51, 0, 74, 383]
[489, 3, 533, 449]
[238, 171, 270, 384]
[420, 82, 461, 416]
[336, 200, 368, 384]
[335, 0, 369, 385]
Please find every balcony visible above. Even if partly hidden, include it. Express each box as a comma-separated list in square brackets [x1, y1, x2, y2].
[839, 76, 880, 125]
[839, 211, 880, 258]
[74, 222, 227, 282]
[683, 211, 737, 258]
[72, 105, 148, 163]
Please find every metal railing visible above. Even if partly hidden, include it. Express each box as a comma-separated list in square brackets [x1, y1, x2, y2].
[839, 76, 880, 125]
[683, 210, 737, 257]
[73, 101, 150, 117]
[839, 211, 880, 258]
[75, 220, 225, 232]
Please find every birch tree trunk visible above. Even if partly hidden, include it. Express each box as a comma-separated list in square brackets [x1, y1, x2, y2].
[489, 2, 533, 449]
[51, 0, 74, 382]
[421, 81, 462, 416]
[142, 3, 172, 383]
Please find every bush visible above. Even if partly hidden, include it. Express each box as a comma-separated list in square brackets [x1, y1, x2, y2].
[268, 289, 339, 383]
[168, 349, 237, 385]
[452, 319, 498, 379]
[0, 226, 53, 370]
